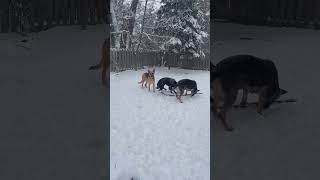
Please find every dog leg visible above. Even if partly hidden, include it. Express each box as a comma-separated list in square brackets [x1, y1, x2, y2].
[219, 111, 233, 131]
[257, 96, 263, 115]
[148, 83, 151, 91]
[102, 68, 107, 86]
[257, 100, 263, 115]
[239, 89, 248, 107]
[191, 90, 197, 96]
[176, 89, 183, 103]
[257, 87, 268, 115]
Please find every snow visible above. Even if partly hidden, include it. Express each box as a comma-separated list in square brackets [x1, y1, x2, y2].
[168, 37, 182, 45]
[110, 68, 210, 180]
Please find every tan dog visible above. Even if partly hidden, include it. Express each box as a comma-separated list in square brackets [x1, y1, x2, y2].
[138, 68, 155, 92]
[89, 37, 110, 86]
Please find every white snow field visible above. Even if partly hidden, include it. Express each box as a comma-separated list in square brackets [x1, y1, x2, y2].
[110, 68, 210, 180]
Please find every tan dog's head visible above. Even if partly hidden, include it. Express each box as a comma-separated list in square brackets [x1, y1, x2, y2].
[147, 68, 155, 79]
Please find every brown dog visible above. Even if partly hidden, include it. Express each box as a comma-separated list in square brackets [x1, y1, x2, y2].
[138, 68, 155, 92]
[89, 37, 110, 86]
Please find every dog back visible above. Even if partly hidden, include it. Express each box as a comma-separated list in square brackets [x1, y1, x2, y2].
[176, 79, 198, 92]
[214, 55, 279, 93]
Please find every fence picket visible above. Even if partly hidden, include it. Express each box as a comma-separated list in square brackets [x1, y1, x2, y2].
[109, 49, 209, 72]
[0, 0, 106, 32]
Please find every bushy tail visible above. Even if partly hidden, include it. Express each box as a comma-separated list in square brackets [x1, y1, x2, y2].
[88, 63, 101, 70]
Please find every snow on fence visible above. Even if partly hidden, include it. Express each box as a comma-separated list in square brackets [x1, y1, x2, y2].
[0, 0, 108, 33]
[110, 49, 210, 72]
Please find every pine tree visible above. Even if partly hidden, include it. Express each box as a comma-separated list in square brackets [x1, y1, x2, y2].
[154, 0, 208, 58]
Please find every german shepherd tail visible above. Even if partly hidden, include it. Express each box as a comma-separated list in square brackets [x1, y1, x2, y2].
[88, 62, 101, 70]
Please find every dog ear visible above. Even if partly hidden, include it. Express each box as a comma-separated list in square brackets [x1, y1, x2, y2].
[153, 68, 155, 73]
[280, 88, 288, 95]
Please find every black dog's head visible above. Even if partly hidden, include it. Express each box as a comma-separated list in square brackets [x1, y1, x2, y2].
[263, 88, 288, 109]
[169, 79, 177, 86]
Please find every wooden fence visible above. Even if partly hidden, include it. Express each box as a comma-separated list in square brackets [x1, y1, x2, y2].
[110, 49, 210, 72]
[214, 0, 320, 29]
[0, 0, 109, 33]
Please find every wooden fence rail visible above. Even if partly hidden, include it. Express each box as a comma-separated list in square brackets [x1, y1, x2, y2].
[0, 0, 108, 33]
[110, 49, 210, 72]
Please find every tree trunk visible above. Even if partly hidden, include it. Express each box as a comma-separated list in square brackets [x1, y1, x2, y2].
[136, 0, 149, 50]
[110, 0, 120, 48]
[128, 0, 139, 48]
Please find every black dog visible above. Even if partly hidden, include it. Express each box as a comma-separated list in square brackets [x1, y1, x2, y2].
[174, 79, 199, 103]
[156, 77, 177, 93]
[212, 54, 288, 131]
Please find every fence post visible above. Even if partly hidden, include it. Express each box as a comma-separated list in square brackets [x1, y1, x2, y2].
[296, 0, 304, 27]
[95, 0, 104, 23]
[70, 0, 77, 25]
[88, 0, 95, 25]
[79, 0, 88, 29]
[0, 3, 9, 33]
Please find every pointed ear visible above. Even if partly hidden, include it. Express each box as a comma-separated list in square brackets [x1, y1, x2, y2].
[148, 69, 151, 73]
[280, 88, 288, 95]
[153, 68, 155, 73]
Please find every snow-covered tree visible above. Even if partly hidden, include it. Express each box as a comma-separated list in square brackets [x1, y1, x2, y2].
[196, 0, 210, 57]
[154, 0, 208, 58]
[111, 0, 120, 48]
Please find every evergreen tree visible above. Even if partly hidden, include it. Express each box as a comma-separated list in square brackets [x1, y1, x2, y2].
[154, 0, 208, 58]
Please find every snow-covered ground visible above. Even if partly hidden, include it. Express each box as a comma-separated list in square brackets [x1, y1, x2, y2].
[110, 68, 210, 180]
[0, 26, 110, 179]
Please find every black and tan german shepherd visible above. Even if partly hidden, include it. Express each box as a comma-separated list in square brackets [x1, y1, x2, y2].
[175, 79, 199, 103]
[211, 55, 288, 131]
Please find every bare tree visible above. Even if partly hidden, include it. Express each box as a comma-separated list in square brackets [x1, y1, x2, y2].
[111, 0, 120, 48]
[136, 0, 149, 50]
[120, 0, 139, 49]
